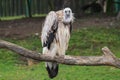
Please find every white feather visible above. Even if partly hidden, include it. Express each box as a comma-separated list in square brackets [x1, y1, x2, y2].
[56, 22, 70, 55]
[41, 11, 57, 46]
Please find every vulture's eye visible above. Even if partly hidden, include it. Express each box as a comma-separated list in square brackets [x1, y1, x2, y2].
[69, 10, 70, 13]
[65, 11, 67, 13]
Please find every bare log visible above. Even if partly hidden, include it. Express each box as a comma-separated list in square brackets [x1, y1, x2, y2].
[0, 40, 120, 68]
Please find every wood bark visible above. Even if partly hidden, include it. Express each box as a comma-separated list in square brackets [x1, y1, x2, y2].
[0, 40, 120, 68]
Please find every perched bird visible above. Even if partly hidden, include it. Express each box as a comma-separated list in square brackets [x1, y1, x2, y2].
[41, 7, 74, 78]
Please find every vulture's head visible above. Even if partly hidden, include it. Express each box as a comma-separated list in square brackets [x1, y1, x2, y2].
[63, 7, 74, 23]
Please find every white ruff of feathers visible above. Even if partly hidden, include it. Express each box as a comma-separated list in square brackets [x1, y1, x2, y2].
[63, 7, 74, 23]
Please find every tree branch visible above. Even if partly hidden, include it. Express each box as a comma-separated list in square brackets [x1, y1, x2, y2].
[0, 40, 120, 68]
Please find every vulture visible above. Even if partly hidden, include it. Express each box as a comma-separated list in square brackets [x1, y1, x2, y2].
[41, 7, 74, 78]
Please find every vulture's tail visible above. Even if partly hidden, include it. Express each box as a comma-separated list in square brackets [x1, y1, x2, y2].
[46, 62, 59, 78]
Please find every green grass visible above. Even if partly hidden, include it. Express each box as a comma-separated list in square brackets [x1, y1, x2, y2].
[0, 14, 46, 20]
[0, 16, 25, 20]
[0, 27, 120, 80]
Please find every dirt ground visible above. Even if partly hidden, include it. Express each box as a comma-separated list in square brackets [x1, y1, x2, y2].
[0, 16, 119, 39]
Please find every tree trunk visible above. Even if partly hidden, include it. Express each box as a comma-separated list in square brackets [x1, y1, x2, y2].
[26, 0, 32, 17]
[106, 0, 115, 14]
[54, 0, 64, 10]
[0, 40, 120, 68]
[62, 0, 71, 8]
